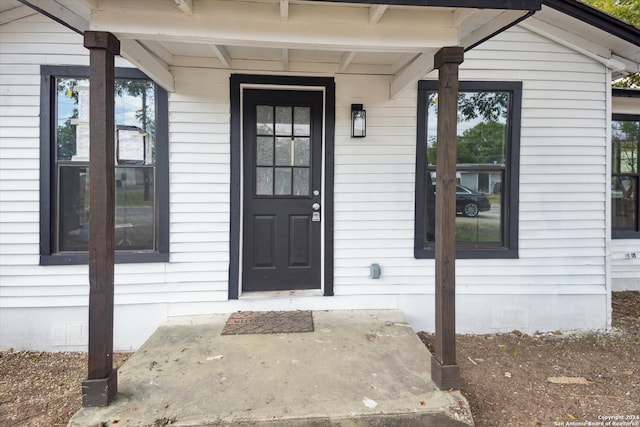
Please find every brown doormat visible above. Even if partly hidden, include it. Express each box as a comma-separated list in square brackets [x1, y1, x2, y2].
[221, 310, 314, 335]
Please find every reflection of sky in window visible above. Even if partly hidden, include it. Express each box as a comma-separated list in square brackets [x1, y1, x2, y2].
[56, 78, 154, 130]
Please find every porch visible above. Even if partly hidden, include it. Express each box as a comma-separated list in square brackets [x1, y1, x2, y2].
[69, 310, 473, 426]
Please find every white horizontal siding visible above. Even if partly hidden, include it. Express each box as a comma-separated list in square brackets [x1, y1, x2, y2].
[0, 15, 231, 311]
[332, 25, 608, 298]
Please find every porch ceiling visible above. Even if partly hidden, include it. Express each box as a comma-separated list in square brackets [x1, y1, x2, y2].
[15, 0, 538, 97]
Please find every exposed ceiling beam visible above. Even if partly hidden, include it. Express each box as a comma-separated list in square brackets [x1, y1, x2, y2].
[210, 44, 231, 68]
[139, 40, 174, 65]
[389, 49, 436, 99]
[368, 5, 388, 25]
[280, 0, 289, 22]
[174, 0, 193, 16]
[18, 0, 89, 33]
[119, 39, 175, 92]
[339, 51, 356, 72]
[0, 5, 38, 25]
[282, 48, 289, 71]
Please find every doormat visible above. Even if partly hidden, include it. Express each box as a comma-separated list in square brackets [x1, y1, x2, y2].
[221, 310, 314, 335]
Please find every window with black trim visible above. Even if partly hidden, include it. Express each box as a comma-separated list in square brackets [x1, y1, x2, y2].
[612, 114, 640, 238]
[40, 66, 169, 265]
[415, 81, 521, 259]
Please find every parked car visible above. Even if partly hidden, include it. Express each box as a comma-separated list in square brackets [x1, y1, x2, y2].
[430, 184, 492, 217]
[455, 185, 491, 217]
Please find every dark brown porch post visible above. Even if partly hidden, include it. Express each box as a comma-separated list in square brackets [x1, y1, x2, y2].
[431, 46, 464, 391]
[81, 31, 120, 407]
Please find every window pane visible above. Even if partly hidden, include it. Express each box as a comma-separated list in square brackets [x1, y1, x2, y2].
[256, 167, 273, 195]
[115, 80, 156, 164]
[293, 168, 310, 196]
[115, 167, 155, 250]
[57, 166, 156, 251]
[276, 106, 292, 136]
[294, 106, 310, 136]
[426, 171, 502, 244]
[257, 106, 274, 135]
[293, 137, 310, 166]
[612, 120, 639, 174]
[56, 78, 89, 161]
[275, 167, 292, 195]
[58, 166, 90, 251]
[257, 137, 273, 166]
[56, 78, 157, 165]
[612, 175, 637, 231]
[427, 91, 509, 167]
[275, 137, 292, 166]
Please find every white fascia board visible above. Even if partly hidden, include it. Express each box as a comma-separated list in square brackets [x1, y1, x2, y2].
[520, 20, 627, 72]
[89, 7, 457, 52]
[521, 17, 612, 59]
[119, 39, 175, 92]
[0, 5, 38, 25]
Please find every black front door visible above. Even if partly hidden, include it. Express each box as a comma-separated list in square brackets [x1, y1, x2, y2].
[242, 89, 323, 292]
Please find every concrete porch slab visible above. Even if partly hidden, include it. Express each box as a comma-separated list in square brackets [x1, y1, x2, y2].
[69, 310, 474, 426]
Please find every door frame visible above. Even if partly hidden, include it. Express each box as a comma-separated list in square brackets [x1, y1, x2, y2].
[229, 74, 335, 299]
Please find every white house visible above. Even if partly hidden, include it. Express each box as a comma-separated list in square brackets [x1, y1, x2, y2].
[1, 0, 639, 353]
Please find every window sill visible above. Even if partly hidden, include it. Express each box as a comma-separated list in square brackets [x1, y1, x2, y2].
[40, 252, 169, 265]
[612, 231, 640, 240]
[414, 247, 519, 259]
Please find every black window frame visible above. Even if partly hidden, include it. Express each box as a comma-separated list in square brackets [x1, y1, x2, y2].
[39, 65, 169, 265]
[611, 112, 640, 239]
[414, 80, 521, 259]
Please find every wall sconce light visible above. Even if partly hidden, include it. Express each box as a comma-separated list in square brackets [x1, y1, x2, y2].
[351, 104, 366, 138]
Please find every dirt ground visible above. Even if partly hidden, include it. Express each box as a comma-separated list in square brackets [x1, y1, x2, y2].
[0, 292, 638, 427]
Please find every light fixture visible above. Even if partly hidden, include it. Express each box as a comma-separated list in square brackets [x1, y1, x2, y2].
[351, 103, 366, 138]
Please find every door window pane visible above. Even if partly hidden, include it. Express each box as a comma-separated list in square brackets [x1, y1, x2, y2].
[275, 137, 292, 166]
[257, 106, 274, 135]
[275, 167, 292, 195]
[256, 167, 273, 195]
[293, 137, 310, 166]
[294, 106, 310, 136]
[293, 168, 310, 196]
[257, 137, 274, 166]
[276, 106, 292, 136]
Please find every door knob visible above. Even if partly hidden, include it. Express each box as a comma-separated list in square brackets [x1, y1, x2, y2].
[312, 203, 320, 211]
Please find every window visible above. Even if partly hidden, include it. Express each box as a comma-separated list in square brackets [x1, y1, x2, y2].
[415, 81, 521, 259]
[40, 66, 169, 264]
[612, 114, 640, 238]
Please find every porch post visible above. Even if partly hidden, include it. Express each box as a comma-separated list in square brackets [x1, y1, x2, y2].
[82, 31, 120, 407]
[431, 46, 464, 391]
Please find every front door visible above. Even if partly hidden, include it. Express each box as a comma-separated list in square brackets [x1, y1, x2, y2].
[242, 89, 323, 292]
